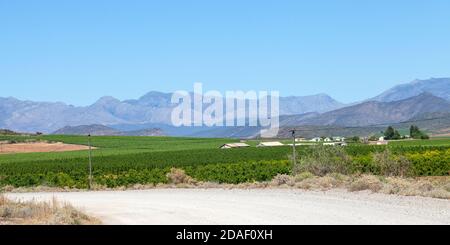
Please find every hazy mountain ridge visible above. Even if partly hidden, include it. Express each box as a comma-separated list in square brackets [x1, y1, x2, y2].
[283, 93, 450, 127]
[1, 77, 449, 136]
[0, 92, 345, 133]
[53, 124, 164, 136]
[279, 93, 344, 115]
[370, 78, 450, 102]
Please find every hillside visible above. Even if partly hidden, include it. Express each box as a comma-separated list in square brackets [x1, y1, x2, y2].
[0, 129, 20, 135]
[289, 93, 450, 127]
[370, 78, 450, 102]
[53, 124, 122, 136]
[279, 94, 344, 115]
[275, 125, 385, 138]
[52, 124, 164, 136]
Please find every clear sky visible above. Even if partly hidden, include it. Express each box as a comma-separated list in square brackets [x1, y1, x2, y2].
[1, 0, 449, 106]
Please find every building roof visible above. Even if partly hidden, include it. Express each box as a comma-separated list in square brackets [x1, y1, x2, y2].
[257, 141, 285, 147]
[220, 143, 250, 148]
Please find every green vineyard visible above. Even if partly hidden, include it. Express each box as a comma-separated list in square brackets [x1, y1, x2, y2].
[0, 135, 449, 188]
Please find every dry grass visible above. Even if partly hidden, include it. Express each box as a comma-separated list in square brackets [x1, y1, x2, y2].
[166, 168, 196, 185]
[379, 177, 450, 199]
[348, 175, 383, 192]
[3, 172, 449, 200]
[270, 174, 295, 187]
[259, 172, 449, 199]
[0, 195, 101, 225]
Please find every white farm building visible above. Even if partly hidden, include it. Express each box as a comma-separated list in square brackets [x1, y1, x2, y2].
[220, 143, 250, 149]
[257, 141, 285, 147]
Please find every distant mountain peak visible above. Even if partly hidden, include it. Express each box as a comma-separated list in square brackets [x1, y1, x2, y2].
[370, 77, 450, 102]
[284, 93, 450, 127]
[94, 96, 120, 104]
[139, 91, 171, 100]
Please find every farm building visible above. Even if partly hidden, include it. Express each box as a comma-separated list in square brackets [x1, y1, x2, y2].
[220, 143, 250, 149]
[310, 137, 322, 142]
[333, 137, 346, 142]
[324, 137, 332, 142]
[295, 138, 307, 142]
[257, 141, 284, 147]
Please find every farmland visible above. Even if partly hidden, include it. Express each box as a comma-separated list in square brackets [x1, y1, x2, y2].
[0, 135, 449, 189]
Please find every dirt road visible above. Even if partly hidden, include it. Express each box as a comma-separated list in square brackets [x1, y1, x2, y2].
[6, 189, 450, 225]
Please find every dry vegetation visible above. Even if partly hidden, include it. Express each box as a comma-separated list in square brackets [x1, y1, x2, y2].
[0, 195, 100, 225]
[269, 173, 450, 199]
[2, 167, 449, 199]
[166, 167, 196, 185]
[2, 164, 448, 200]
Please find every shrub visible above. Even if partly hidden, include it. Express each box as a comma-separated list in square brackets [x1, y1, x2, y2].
[271, 174, 294, 186]
[372, 149, 412, 177]
[185, 160, 290, 184]
[294, 145, 352, 176]
[294, 172, 315, 182]
[166, 168, 195, 185]
[382, 177, 411, 194]
[349, 175, 383, 192]
[407, 149, 450, 176]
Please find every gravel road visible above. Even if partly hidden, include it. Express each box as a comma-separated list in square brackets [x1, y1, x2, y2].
[6, 189, 450, 225]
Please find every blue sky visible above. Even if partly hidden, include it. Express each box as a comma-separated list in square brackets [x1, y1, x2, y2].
[1, 0, 449, 105]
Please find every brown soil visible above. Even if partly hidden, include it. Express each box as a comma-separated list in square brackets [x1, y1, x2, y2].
[0, 142, 95, 154]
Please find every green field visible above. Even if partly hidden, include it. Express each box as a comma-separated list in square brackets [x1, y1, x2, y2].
[388, 138, 450, 146]
[0, 135, 449, 188]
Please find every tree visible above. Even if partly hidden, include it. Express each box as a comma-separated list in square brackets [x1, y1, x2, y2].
[368, 135, 378, 141]
[350, 136, 360, 143]
[384, 126, 401, 140]
[409, 125, 429, 139]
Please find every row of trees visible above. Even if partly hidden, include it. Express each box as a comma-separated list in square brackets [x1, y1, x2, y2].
[383, 125, 429, 140]
[346, 125, 431, 142]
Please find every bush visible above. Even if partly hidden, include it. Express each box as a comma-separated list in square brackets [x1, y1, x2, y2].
[372, 149, 412, 177]
[349, 175, 383, 192]
[407, 149, 450, 176]
[271, 174, 294, 186]
[294, 172, 315, 182]
[185, 160, 290, 184]
[294, 145, 352, 176]
[166, 168, 195, 185]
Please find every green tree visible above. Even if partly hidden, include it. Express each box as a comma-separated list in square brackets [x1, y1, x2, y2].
[384, 126, 401, 140]
[350, 136, 360, 143]
[409, 125, 429, 139]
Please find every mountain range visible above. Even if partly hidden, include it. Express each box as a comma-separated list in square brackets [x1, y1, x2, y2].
[0, 92, 344, 133]
[281, 92, 450, 127]
[52, 124, 164, 136]
[369, 78, 450, 102]
[1, 77, 449, 137]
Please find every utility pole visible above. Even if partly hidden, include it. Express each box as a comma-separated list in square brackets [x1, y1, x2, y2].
[88, 134, 93, 190]
[291, 129, 297, 167]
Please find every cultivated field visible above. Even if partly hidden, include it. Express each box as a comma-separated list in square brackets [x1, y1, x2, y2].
[0, 135, 449, 189]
